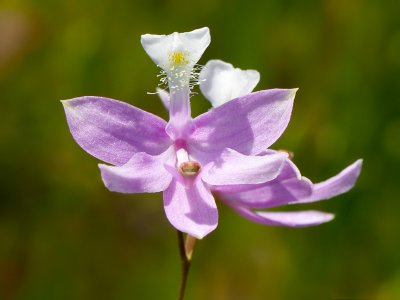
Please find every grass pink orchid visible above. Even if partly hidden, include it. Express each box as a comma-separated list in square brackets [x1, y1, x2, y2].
[62, 27, 362, 239]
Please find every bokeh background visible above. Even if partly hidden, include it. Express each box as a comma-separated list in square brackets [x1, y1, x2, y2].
[1, 0, 400, 299]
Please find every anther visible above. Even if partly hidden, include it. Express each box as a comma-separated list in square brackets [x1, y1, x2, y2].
[179, 161, 201, 176]
[278, 149, 294, 160]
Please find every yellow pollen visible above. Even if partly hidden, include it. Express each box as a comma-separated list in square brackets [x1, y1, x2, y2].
[169, 51, 189, 66]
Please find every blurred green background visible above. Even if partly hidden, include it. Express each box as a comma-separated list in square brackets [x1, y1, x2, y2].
[1, 0, 399, 299]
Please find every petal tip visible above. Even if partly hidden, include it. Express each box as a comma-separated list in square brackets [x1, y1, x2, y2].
[347, 159, 364, 182]
[351, 159, 363, 184]
[171, 222, 217, 240]
[355, 158, 364, 167]
[60, 99, 74, 108]
[195, 26, 210, 35]
[189, 226, 215, 239]
[322, 212, 335, 223]
[354, 159, 363, 174]
[98, 163, 114, 191]
[290, 88, 299, 97]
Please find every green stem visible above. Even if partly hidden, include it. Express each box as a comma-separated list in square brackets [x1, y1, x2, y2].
[177, 231, 197, 300]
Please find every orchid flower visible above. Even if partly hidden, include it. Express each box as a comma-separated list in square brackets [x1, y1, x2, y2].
[62, 27, 362, 240]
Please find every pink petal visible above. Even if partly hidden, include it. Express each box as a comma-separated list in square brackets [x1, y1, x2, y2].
[214, 158, 313, 209]
[213, 156, 303, 193]
[231, 205, 334, 227]
[163, 179, 218, 239]
[62, 96, 171, 166]
[202, 148, 287, 185]
[99, 147, 175, 193]
[216, 159, 362, 209]
[294, 159, 363, 204]
[217, 177, 313, 209]
[189, 89, 296, 161]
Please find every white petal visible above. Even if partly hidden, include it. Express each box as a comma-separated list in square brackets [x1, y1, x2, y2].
[141, 27, 210, 71]
[156, 87, 170, 110]
[199, 59, 260, 107]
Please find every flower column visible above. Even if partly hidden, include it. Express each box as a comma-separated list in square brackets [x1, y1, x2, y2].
[140, 28, 220, 239]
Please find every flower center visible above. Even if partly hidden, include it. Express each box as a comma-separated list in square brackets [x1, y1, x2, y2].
[179, 161, 201, 176]
[169, 51, 189, 66]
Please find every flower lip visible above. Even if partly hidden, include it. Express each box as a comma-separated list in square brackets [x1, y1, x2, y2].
[141, 27, 210, 72]
[179, 161, 201, 176]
